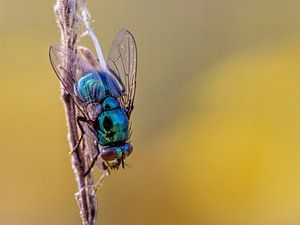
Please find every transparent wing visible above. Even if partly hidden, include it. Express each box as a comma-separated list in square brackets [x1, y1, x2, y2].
[49, 45, 89, 115]
[107, 28, 137, 118]
[50, 45, 124, 108]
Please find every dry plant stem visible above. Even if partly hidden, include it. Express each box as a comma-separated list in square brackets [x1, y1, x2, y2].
[54, 0, 97, 225]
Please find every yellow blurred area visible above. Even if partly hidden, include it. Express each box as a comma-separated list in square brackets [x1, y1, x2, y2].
[165, 43, 300, 225]
[1, 0, 300, 225]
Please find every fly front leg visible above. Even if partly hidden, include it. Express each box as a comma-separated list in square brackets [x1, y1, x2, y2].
[110, 159, 122, 170]
[121, 159, 125, 169]
[101, 161, 111, 174]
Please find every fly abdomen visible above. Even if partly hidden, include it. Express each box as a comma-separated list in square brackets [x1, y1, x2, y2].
[76, 72, 106, 103]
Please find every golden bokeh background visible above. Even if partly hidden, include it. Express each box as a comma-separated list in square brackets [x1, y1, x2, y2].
[1, 1, 300, 225]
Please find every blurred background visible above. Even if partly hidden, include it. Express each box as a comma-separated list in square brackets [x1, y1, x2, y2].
[1, 0, 300, 225]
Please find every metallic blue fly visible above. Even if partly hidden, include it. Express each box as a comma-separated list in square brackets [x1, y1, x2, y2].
[49, 29, 137, 175]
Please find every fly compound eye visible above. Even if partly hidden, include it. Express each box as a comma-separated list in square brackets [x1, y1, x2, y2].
[101, 148, 117, 161]
[103, 116, 113, 131]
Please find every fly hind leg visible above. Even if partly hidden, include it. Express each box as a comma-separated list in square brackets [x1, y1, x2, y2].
[70, 116, 88, 155]
[84, 142, 100, 177]
[71, 116, 101, 177]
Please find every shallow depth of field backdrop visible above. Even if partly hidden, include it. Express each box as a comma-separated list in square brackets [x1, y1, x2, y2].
[1, 1, 300, 225]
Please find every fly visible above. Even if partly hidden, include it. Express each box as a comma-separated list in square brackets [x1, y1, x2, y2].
[49, 28, 137, 175]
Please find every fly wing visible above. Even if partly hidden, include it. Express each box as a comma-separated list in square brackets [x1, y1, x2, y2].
[50, 45, 104, 170]
[49, 45, 89, 114]
[50, 45, 107, 116]
[107, 29, 137, 118]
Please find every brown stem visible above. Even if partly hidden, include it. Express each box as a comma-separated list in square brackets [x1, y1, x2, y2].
[53, 0, 97, 224]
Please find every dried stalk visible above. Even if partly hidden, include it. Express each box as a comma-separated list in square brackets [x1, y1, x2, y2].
[53, 0, 99, 224]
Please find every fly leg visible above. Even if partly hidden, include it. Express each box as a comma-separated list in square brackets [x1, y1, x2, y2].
[121, 150, 126, 169]
[101, 161, 111, 174]
[70, 116, 87, 155]
[73, 117, 104, 177]
[113, 159, 123, 170]
[121, 159, 125, 169]
[84, 142, 100, 177]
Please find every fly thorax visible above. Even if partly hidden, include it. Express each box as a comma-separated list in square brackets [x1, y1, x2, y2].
[75, 72, 123, 103]
[97, 97, 129, 146]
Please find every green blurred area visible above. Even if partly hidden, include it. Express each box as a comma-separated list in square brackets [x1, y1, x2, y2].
[1, 1, 300, 225]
